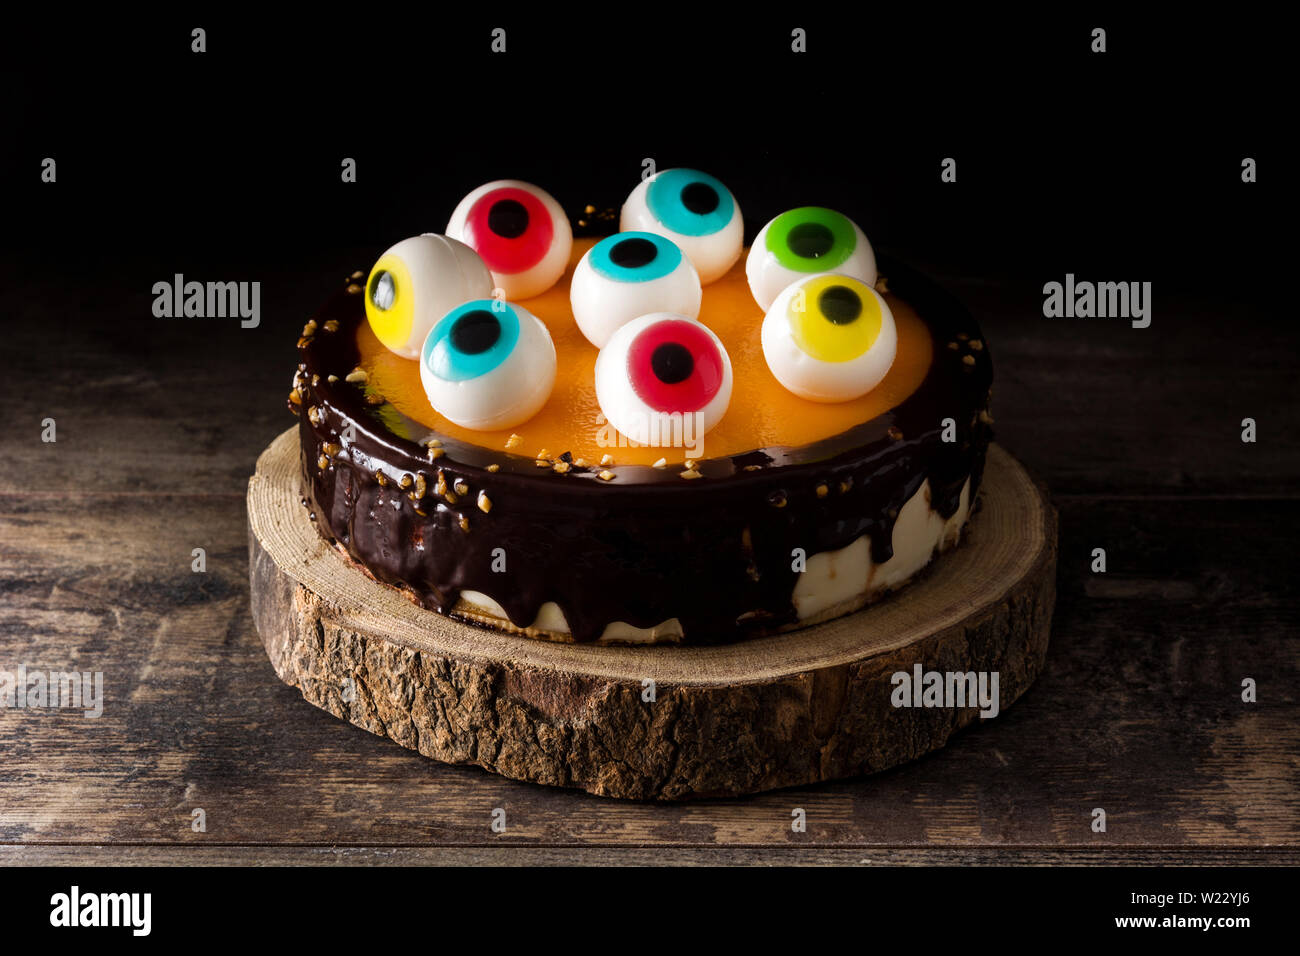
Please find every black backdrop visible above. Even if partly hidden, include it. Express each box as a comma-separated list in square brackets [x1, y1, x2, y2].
[0, 11, 1283, 297]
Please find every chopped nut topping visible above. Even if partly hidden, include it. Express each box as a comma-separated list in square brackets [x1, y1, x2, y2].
[477, 491, 492, 513]
[839, 478, 853, 494]
[423, 437, 442, 448]
[816, 483, 829, 498]
[454, 479, 469, 496]
[350, 269, 364, 280]
[434, 470, 448, 498]
[346, 283, 362, 294]
[427, 446, 445, 461]
[322, 442, 341, 458]
[685, 459, 697, 470]
[962, 354, 976, 366]
[317, 455, 329, 471]
[327, 374, 338, 383]
[573, 458, 588, 468]
[302, 319, 318, 337]
[323, 319, 339, 333]
[375, 470, 388, 486]
[887, 426, 904, 441]
[365, 392, 385, 404]
[947, 341, 959, 350]
[414, 473, 428, 499]
[534, 458, 551, 468]
[875, 275, 891, 294]
[680, 468, 702, 480]
[552, 460, 571, 474]
[599, 454, 615, 467]
[743, 464, 761, 472]
[652, 458, 667, 469]
[459, 516, 471, 532]
[288, 388, 302, 405]
[957, 332, 969, 341]
[399, 473, 413, 489]
[311, 374, 320, 386]
[598, 470, 615, 481]
[537, 448, 550, 460]
[307, 405, 323, 426]
[969, 339, 983, 350]
[487, 463, 500, 473]
[979, 409, 995, 425]
[769, 491, 787, 508]
[345, 368, 368, 384]
[505, 434, 523, 450]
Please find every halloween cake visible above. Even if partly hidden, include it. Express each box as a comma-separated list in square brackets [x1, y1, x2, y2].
[289, 170, 993, 645]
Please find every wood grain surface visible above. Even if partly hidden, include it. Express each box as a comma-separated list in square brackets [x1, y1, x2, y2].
[1, 255, 1296, 863]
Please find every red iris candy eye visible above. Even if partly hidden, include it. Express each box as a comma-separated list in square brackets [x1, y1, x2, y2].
[446, 179, 573, 300]
[462, 187, 554, 274]
[594, 312, 734, 448]
[626, 318, 724, 413]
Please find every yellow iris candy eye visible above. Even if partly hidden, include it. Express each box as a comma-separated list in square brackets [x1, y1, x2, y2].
[363, 235, 494, 359]
[760, 274, 897, 403]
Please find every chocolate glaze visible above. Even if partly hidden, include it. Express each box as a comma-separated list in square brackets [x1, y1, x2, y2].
[291, 255, 993, 645]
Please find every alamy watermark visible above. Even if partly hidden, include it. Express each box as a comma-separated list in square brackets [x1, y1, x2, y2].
[0, 664, 103, 718]
[595, 410, 706, 459]
[152, 274, 260, 328]
[50, 886, 150, 936]
[891, 664, 1000, 719]
[1042, 274, 1151, 329]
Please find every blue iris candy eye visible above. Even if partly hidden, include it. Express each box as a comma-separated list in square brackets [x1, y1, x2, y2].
[570, 233, 703, 348]
[645, 169, 735, 237]
[424, 301, 521, 382]
[419, 299, 557, 430]
[589, 232, 683, 282]
[620, 168, 744, 285]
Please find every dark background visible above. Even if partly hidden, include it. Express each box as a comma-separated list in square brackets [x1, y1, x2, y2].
[1, 11, 1284, 284]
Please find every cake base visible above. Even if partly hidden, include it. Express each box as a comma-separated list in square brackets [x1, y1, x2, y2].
[247, 427, 1056, 799]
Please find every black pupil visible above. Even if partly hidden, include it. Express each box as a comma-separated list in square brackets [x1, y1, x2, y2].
[487, 199, 529, 238]
[788, 222, 835, 259]
[450, 310, 501, 354]
[651, 342, 694, 384]
[819, 286, 863, 325]
[680, 181, 719, 215]
[610, 237, 658, 268]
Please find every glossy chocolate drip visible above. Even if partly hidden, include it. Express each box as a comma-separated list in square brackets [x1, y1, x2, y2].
[291, 255, 993, 644]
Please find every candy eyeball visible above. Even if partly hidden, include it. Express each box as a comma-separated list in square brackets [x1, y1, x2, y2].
[761, 274, 897, 403]
[364, 235, 494, 359]
[746, 207, 877, 311]
[619, 168, 742, 285]
[595, 313, 733, 447]
[569, 232, 702, 349]
[445, 180, 573, 300]
[420, 300, 557, 431]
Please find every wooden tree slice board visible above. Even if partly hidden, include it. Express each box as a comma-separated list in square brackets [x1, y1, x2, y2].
[247, 428, 1057, 800]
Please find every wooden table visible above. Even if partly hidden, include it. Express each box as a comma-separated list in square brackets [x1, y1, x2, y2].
[1, 252, 1296, 865]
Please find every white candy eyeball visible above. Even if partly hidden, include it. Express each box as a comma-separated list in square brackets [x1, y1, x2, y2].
[445, 180, 573, 300]
[569, 232, 702, 349]
[419, 300, 557, 431]
[594, 313, 732, 447]
[746, 207, 877, 311]
[364, 235, 494, 359]
[619, 168, 742, 285]
[761, 275, 897, 403]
